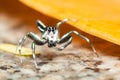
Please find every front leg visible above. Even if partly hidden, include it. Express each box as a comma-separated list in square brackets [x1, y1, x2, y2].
[57, 32, 73, 50]
[16, 32, 46, 68]
[58, 31, 99, 57]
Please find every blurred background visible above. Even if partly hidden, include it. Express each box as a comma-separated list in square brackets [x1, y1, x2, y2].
[0, 0, 120, 56]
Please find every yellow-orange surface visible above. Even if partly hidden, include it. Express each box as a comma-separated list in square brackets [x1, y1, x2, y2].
[20, 0, 120, 45]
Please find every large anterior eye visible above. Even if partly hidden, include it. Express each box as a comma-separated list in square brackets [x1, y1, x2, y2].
[47, 28, 51, 33]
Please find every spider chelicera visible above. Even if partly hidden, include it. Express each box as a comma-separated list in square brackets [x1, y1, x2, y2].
[16, 18, 99, 68]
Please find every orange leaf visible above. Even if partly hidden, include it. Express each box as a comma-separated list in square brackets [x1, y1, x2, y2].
[20, 0, 120, 45]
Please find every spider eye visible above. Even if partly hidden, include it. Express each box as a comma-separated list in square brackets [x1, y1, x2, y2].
[47, 28, 50, 31]
[52, 27, 54, 30]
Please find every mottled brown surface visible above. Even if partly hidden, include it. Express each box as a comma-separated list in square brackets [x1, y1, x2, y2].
[0, 0, 120, 80]
[0, 0, 120, 56]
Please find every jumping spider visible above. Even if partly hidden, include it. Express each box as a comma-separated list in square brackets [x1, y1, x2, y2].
[16, 18, 99, 68]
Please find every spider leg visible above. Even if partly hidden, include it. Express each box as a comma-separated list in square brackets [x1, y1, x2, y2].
[56, 18, 68, 29]
[56, 18, 77, 29]
[16, 32, 46, 67]
[57, 32, 73, 50]
[58, 37, 72, 51]
[71, 31, 99, 57]
[16, 35, 27, 63]
[56, 18, 69, 37]
[31, 42, 38, 69]
[36, 20, 46, 33]
[59, 31, 99, 57]
[56, 18, 76, 37]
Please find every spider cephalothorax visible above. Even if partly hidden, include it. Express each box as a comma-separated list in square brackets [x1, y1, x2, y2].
[44, 27, 58, 47]
[16, 18, 99, 68]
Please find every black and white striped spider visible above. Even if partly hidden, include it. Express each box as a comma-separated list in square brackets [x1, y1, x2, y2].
[16, 18, 99, 68]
